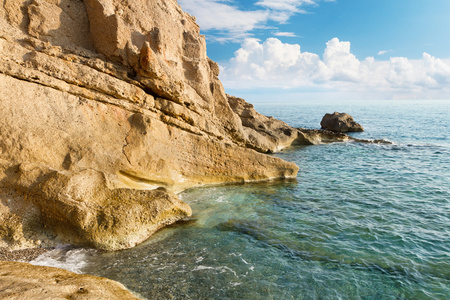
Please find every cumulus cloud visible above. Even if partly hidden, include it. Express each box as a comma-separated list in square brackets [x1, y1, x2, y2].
[220, 37, 450, 99]
[178, 0, 328, 41]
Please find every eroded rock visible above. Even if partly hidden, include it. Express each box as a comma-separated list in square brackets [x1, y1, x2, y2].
[320, 112, 364, 132]
[0, 0, 299, 251]
[0, 261, 141, 299]
[227, 95, 299, 152]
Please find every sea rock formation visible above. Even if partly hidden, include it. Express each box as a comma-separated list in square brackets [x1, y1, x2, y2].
[320, 112, 364, 132]
[0, 261, 141, 299]
[0, 0, 299, 250]
[226, 95, 356, 146]
[227, 95, 299, 153]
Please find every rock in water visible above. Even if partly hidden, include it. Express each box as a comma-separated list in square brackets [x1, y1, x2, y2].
[320, 112, 364, 132]
[227, 95, 299, 153]
[0, 0, 299, 250]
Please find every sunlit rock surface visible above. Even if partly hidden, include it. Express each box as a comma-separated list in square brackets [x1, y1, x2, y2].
[0, 0, 298, 250]
[0, 261, 141, 299]
[321, 112, 364, 132]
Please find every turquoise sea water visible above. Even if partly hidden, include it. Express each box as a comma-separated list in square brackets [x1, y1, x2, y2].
[35, 100, 450, 299]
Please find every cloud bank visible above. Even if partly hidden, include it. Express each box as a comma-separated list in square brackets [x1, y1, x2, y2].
[220, 38, 450, 99]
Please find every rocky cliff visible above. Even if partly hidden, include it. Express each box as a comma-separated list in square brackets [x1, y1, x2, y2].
[0, 0, 300, 251]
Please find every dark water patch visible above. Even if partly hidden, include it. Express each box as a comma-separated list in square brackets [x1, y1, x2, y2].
[216, 219, 450, 283]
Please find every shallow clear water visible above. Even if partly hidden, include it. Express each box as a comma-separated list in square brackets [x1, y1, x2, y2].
[35, 100, 450, 299]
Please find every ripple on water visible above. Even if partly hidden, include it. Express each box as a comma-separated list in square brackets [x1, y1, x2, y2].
[50, 101, 450, 299]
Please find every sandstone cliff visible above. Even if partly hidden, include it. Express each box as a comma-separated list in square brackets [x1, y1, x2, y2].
[0, 0, 299, 251]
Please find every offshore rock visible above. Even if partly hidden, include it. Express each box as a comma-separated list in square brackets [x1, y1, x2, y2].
[0, 0, 298, 250]
[0, 261, 141, 299]
[226, 95, 359, 146]
[320, 112, 364, 132]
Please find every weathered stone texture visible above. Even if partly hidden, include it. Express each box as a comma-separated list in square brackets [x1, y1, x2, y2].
[0, 261, 141, 299]
[321, 112, 364, 132]
[0, 0, 299, 250]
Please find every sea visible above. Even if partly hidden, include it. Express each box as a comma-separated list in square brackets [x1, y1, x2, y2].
[31, 99, 450, 299]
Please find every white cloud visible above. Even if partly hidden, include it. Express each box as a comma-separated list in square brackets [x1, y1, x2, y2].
[178, 0, 328, 41]
[323, 38, 360, 81]
[378, 50, 388, 55]
[220, 37, 450, 99]
[274, 31, 297, 37]
[255, 0, 316, 13]
[178, 0, 269, 41]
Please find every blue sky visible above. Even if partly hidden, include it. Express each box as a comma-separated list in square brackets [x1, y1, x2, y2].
[179, 0, 450, 101]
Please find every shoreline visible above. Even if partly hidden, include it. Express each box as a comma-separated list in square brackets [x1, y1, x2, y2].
[0, 247, 53, 262]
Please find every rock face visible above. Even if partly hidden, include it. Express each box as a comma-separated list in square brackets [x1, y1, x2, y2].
[0, 261, 141, 299]
[320, 112, 364, 132]
[0, 0, 299, 250]
[226, 95, 355, 146]
[227, 95, 299, 153]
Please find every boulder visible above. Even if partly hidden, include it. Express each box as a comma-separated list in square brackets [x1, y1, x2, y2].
[320, 112, 364, 132]
[0, 261, 141, 299]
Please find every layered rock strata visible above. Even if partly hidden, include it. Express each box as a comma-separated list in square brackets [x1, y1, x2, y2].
[0, 0, 298, 250]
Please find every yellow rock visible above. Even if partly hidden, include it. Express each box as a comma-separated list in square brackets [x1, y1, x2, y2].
[0, 261, 142, 299]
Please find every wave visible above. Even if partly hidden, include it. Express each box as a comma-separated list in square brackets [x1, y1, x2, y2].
[29, 244, 96, 274]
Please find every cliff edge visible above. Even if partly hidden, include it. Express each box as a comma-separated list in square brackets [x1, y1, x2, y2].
[0, 0, 299, 251]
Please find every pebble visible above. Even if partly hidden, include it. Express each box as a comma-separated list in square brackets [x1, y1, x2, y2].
[0, 247, 52, 262]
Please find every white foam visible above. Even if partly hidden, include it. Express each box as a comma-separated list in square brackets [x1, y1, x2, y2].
[214, 196, 228, 203]
[29, 245, 96, 274]
[192, 265, 238, 277]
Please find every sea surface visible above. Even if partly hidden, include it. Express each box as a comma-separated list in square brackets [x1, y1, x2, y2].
[32, 100, 450, 299]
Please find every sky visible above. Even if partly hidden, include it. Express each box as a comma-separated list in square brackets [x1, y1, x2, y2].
[178, 0, 450, 101]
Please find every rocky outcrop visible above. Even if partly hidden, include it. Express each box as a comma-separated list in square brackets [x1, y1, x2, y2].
[320, 112, 364, 132]
[0, 0, 298, 250]
[296, 129, 350, 145]
[0, 261, 141, 299]
[226, 96, 385, 146]
[1, 166, 192, 250]
[227, 95, 299, 153]
[227, 95, 356, 146]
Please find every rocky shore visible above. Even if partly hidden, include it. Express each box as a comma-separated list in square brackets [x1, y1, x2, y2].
[0, 261, 142, 299]
[1, 0, 299, 252]
[0, 247, 51, 262]
[0, 0, 389, 298]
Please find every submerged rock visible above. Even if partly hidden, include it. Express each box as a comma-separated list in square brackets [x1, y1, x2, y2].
[320, 112, 364, 132]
